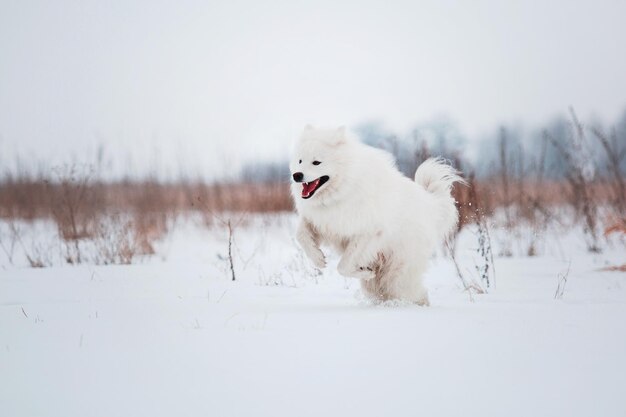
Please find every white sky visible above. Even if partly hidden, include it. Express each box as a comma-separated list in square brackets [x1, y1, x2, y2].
[1, 0, 625, 178]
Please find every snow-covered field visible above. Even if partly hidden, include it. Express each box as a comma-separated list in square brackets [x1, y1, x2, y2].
[1, 215, 626, 417]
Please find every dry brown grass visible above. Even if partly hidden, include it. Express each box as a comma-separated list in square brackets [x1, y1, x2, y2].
[604, 216, 626, 237]
[2, 175, 620, 229]
[0, 180, 292, 221]
[601, 264, 626, 272]
[597, 216, 626, 272]
[0, 174, 293, 266]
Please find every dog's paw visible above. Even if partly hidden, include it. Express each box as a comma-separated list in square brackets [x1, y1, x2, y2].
[355, 265, 376, 281]
[338, 263, 375, 280]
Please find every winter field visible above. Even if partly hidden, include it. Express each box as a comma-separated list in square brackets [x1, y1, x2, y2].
[3, 0, 626, 415]
[1, 214, 625, 417]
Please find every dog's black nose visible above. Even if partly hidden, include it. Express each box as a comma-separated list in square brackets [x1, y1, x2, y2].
[292, 172, 304, 182]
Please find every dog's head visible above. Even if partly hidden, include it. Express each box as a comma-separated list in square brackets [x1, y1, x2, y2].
[289, 125, 351, 205]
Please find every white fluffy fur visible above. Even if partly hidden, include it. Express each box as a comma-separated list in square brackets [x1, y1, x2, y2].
[290, 126, 464, 305]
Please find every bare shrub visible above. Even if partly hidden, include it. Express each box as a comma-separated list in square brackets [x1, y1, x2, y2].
[446, 240, 485, 300]
[446, 172, 495, 296]
[49, 165, 99, 263]
[50, 165, 97, 240]
[14, 231, 53, 268]
[22, 242, 53, 268]
[93, 214, 139, 265]
[467, 173, 496, 290]
[525, 141, 547, 255]
[0, 221, 20, 265]
[544, 108, 601, 252]
[194, 195, 247, 281]
[224, 219, 236, 281]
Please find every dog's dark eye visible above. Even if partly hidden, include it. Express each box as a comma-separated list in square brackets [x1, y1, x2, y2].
[312, 161, 321, 165]
[298, 159, 302, 164]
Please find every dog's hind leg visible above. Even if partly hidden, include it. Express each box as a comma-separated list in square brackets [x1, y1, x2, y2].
[337, 237, 383, 280]
[388, 258, 430, 306]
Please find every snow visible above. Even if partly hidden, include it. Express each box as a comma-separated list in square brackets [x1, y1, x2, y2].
[1, 215, 626, 417]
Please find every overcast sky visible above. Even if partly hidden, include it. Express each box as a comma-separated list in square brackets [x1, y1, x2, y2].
[1, 0, 625, 178]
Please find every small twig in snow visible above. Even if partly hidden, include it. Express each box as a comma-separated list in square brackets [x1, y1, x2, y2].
[217, 290, 228, 303]
[554, 261, 571, 299]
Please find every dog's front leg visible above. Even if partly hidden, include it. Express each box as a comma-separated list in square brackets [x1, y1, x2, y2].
[296, 220, 326, 269]
[337, 237, 381, 280]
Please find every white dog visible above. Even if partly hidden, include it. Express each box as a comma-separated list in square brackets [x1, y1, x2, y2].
[290, 126, 464, 305]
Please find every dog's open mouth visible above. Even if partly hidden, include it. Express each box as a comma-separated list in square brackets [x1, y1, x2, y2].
[301, 176, 329, 199]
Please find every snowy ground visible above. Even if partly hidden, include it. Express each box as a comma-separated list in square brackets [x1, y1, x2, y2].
[1, 215, 626, 417]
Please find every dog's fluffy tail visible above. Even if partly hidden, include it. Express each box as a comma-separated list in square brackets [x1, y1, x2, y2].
[414, 157, 466, 238]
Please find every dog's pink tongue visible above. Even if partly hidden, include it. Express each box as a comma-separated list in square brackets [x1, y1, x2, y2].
[301, 179, 319, 197]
